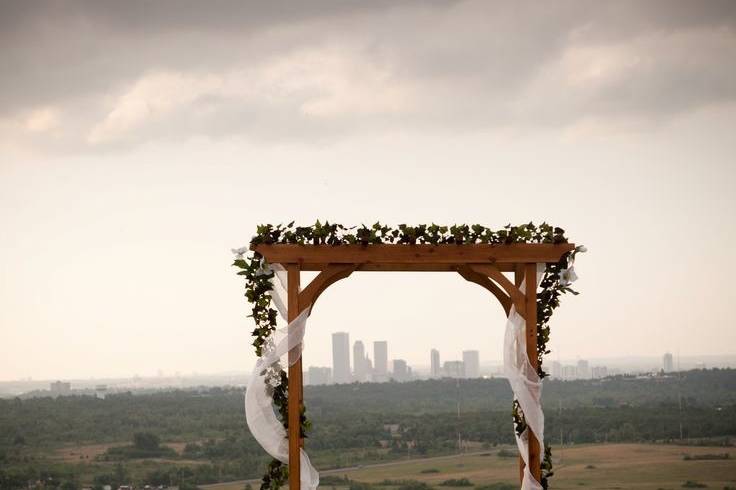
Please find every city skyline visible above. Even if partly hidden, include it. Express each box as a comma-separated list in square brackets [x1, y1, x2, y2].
[2, 350, 729, 395]
[308, 337, 712, 385]
[324, 336, 490, 383]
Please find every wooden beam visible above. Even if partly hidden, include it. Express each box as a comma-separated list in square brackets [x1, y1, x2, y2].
[298, 263, 517, 272]
[524, 263, 542, 483]
[287, 265, 302, 490]
[468, 264, 526, 317]
[457, 265, 511, 315]
[514, 264, 524, 287]
[515, 266, 525, 483]
[253, 243, 574, 266]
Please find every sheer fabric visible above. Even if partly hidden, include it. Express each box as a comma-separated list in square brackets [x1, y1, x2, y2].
[244, 262, 319, 489]
[503, 263, 546, 490]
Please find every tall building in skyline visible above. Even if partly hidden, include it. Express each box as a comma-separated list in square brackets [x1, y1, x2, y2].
[443, 361, 464, 378]
[430, 349, 441, 378]
[462, 350, 480, 378]
[392, 359, 409, 381]
[332, 332, 351, 384]
[50, 381, 71, 395]
[550, 361, 562, 379]
[577, 359, 591, 379]
[94, 384, 107, 399]
[373, 341, 388, 379]
[353, 340, 369, 381]
[663, 352, 674, 373]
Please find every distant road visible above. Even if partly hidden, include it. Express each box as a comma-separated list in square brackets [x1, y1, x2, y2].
[199, 450, 493, 489]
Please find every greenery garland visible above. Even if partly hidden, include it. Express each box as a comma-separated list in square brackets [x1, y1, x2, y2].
[233, 221, 584, 489]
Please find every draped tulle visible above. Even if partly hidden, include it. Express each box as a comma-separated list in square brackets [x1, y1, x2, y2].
[244, 262, 319, 489]
[503, 263, 546, 490]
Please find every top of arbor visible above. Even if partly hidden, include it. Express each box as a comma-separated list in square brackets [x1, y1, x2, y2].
[251, 243, 575, 272]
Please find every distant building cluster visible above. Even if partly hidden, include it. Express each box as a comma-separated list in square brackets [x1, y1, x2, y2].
[49, 381, 71, 395]
[547, 353, 684, 381]
[308, 334, 410, 385]
[306, 337, 485, 385]
[431, 349, 481, 379]
[549, 360, 612, 380]
[48, 381, 108, 398]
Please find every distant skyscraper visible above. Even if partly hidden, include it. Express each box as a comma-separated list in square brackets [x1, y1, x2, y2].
[462, 350, 480, 378]
[332, 332, 351, 384]
[94, 384, 108, 399]
[50, 381, 71, 395]
[373, 341, 388, 379]
[443, 361, 464, 378]
[392, 359, 409, 381]
[307, 366, 332, 386]
[663, 352, 674, 373]
[577, 359, 591, 379]
[550, 361, 562, 379]
[430, 349, 441, 378]
[353, 340, 369, 381]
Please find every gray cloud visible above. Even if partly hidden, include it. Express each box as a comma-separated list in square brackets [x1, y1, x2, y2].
[1, 0, 735, 151]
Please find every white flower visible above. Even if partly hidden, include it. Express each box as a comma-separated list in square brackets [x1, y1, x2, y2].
[576, 245, 588, 253]
[231, 246, 248, 259]
[255, 260, 271, 276]
[558, 266, 578, 286]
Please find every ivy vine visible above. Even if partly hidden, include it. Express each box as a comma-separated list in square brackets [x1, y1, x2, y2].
[234, 221, 584, 489]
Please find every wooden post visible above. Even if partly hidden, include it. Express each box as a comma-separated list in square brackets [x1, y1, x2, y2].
[514, 266, 525, 483]
[524, 263, 542, 482]
[287, 264, 302, 490]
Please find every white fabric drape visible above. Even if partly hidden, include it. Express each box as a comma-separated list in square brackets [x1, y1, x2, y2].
[244, 263, 320, 489]
[503, 263, 546, 490]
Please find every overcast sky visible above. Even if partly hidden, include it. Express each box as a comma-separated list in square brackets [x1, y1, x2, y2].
[1, 1, 735, 381]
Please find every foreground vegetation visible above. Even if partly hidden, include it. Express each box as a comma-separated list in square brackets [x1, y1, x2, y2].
[1, 369, 735, 489]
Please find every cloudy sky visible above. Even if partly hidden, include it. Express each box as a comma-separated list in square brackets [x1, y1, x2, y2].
[1, 1, 735, 381]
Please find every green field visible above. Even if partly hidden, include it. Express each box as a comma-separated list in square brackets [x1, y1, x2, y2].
[205, 444, 736, 490]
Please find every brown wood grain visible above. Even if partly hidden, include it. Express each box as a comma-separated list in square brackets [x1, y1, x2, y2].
[297, 263, 518, 272]
[457, 265, 512, 315]
[468, 264, 526, 317]
[525, 263, 541, 482]
[253, 243, 573, 266]
[515, 265, 525, 482]
[287, 265, 302, 490]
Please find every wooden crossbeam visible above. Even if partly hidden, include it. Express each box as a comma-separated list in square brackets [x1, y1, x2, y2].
[457, 265, 512, 315]
[297, 263, 517, 272]
[253, 243, 573, 267]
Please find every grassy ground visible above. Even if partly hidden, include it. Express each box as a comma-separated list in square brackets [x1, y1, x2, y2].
[205, 443, 736, 490]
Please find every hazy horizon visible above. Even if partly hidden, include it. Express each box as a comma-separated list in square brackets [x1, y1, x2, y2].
[2, 1, 735, 381]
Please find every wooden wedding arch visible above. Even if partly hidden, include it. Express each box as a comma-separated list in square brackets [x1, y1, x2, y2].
[251, 242, 575, 489]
